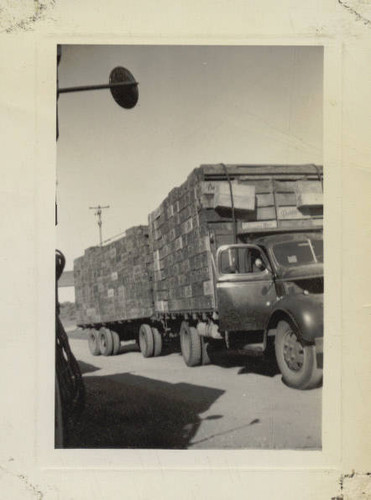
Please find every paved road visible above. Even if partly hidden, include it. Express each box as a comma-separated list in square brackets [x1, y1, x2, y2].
[66, 335, 322, 450]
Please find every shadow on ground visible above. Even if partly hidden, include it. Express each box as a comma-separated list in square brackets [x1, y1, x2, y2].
[68, 331, 279, 380]
[205, 345, 281, 378]
[65, 368, 225, 449]
[78, 361, 100, 375]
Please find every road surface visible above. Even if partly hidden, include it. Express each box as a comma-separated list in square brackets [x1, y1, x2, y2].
[65, 333, 322, 450]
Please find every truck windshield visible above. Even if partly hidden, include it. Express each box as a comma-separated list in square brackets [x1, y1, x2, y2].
[272, 238, 323, 267]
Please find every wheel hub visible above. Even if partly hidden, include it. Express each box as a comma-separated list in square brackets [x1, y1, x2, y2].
[283, 332, 304, 371]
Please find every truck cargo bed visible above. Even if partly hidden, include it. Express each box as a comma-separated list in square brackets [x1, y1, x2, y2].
[149, 164, 323, 315]
[74, 164, 323, 324]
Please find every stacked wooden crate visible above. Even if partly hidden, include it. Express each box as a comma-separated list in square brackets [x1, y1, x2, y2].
[74, 247, 102, 324]
[148, 167, 256, 314]
[75, 164, 323, 322]
[197, 165, 323, 243]
[148, 168, 216, 313]
[148, 164, 323, 314]
[74, 226, 153, 325]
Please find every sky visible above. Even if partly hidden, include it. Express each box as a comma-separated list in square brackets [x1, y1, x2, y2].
[57, 44, 323, 283]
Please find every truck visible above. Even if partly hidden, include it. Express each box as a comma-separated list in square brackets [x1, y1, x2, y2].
[74, 163, 324, 390]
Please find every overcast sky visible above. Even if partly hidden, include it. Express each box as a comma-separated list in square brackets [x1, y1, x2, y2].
[57, 45, 323, 277]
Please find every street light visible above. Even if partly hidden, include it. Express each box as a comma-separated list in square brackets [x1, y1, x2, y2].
[55, 46, 139, 447]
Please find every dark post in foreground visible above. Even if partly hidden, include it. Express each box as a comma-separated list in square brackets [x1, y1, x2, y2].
[55, 46, 139, 446]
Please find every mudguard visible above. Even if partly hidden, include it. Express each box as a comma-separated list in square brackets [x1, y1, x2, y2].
[269, 294, 323, 343]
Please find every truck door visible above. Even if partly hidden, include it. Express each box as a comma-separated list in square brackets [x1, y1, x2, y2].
[216, 244, 277, 332]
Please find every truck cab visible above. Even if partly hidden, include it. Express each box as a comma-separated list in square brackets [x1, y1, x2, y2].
[215, 231, 323, 389]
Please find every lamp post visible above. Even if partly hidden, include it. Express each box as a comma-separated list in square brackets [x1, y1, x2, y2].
[55, 46, 139, 447]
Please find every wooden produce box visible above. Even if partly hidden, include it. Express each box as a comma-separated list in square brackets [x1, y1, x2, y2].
[148, 164, 323, 315]
[74, 225, 154, 325]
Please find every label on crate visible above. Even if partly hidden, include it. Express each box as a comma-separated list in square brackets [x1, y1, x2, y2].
[111, 272, 118, 281]
[199, 181, 255, 211]
[175, 236, 183, 251]
[107, 288, 115, 298]
[200, 181, 219, 195]
[182, 218, 193, 234]
[241, 220, 278, 231]
[277, 206, 311, 220]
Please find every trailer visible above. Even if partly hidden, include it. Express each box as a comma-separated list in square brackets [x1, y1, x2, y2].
[74, 164, 323, 389]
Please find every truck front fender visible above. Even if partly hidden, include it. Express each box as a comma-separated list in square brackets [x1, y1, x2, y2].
[268, 294, 323, 343]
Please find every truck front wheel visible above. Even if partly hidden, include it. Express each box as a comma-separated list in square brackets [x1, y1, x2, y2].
[180, 322, 202, 367]
[275, 320, 322, 390]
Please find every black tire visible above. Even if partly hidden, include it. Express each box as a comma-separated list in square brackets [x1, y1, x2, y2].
[152, 327, 163, 357]
[88, 329, 101, 356]
[111, 331, 120, 355]
[139, 324, 154, 358]
[275, 320, 322, 390]
[99, 328, 114, 356]
[180, 321, 202, 367]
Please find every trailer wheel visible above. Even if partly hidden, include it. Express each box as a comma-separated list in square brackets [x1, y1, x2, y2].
[180, 322, 202, 367]
[152, 327, 163, 357]
[275, 320, 322, 390]
[99, 328, 114, 356]
[139, 324, 154, 358]
[88, 329, 101, 356]
[111, 330, 120, 355]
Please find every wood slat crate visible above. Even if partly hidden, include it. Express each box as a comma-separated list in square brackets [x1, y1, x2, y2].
[75, 164, 323, 323]
[74, 226, 154, 325]
[149, 164, 323, 315]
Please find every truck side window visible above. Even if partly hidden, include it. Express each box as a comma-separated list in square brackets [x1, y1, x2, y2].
[220, 248, 238, 274]
[220, 247, 266, 274]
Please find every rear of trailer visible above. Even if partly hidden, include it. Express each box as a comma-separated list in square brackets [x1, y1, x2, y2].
[74, 225, 155, 355]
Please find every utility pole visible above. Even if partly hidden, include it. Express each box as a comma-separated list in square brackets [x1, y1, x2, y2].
[89, 205, 110, 246]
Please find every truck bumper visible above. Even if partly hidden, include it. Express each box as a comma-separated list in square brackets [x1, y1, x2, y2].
[314, 337, 323, 369]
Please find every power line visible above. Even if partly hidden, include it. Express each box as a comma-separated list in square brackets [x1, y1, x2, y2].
[89, 205, 110, 246]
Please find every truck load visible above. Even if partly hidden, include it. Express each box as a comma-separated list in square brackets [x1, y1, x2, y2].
[74, 164, 324, 389]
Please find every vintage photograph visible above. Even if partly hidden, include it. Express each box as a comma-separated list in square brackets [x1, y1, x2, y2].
[56, 44, 324, 450]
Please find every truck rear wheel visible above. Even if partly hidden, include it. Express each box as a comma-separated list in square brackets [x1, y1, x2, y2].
[180, 322, 202, 367]
[152, 327, 163, 357]
[111, 331, 120, 355]
[99, 328, 114, 356]
[88, 329, 101, 356]
[275, 320, 322, 390]
[139, 324, 154, 358]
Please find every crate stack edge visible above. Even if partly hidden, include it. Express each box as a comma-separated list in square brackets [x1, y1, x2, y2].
[73, 225, 154, 325]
